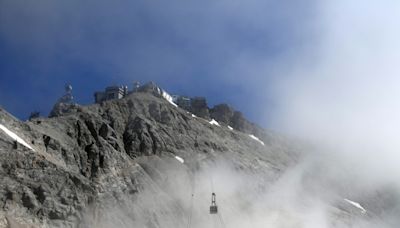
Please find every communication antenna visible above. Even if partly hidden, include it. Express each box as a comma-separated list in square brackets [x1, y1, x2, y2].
[133, 81, 140, 92]
[65, 84, 73, 94]
[56, 84, 74, 104]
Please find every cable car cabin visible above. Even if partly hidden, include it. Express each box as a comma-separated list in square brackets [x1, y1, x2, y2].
[210, 205, 218, 214]
[210, 193, 218, 214]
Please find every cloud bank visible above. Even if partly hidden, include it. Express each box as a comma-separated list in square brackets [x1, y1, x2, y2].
[270, 0, 400, 183]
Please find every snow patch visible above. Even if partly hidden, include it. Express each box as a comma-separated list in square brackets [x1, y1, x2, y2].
[344, 199, 367, 214]
[161, 90, 178, 107]
[249, 134, 265, 146]
[191, 114, 197, 118]
[228, 126, 233, 130]
[0, 124, 34, 151]
[174, 156, 184, 163]
[209, 119, 220, 126]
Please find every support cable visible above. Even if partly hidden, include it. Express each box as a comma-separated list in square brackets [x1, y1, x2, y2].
[218, 212, 227, 228]
[186, 176, 195, 228]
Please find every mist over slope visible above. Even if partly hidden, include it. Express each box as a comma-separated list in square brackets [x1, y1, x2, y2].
[0, 88, 398, 228]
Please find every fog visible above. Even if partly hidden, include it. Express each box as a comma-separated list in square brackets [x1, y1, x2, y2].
[271, 0, 400, 182]
[81, 152, 397, 228]
[267, 0, 400, 227]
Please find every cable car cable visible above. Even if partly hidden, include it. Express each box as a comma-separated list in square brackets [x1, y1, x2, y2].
[218, 212, 226, 228]
[186, 174, 195, 228]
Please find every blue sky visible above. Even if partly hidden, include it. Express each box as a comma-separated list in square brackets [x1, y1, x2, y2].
[0, 0, 316, 126]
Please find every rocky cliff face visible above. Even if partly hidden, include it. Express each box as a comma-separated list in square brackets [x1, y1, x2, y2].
[0, 90, 398, 228]
[0, 91, 299, 228]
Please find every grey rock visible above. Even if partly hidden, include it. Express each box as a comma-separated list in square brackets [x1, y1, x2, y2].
[209, 103, 234, 125]
[189, 97, 209, 119]
[49, 103, 80, 118]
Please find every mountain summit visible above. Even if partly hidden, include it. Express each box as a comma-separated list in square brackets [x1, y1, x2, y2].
[0, 87, 297, 227]
[0, 85, 396, 228]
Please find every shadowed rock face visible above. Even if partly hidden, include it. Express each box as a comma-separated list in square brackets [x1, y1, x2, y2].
[189, 97, 209, 119]
[210, 104, 234, 125]
[49, 103, 80, 118]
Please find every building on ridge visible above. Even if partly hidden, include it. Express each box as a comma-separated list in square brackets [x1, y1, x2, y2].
[174, 96, 191, 110]
[94, 86, 128, 103]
